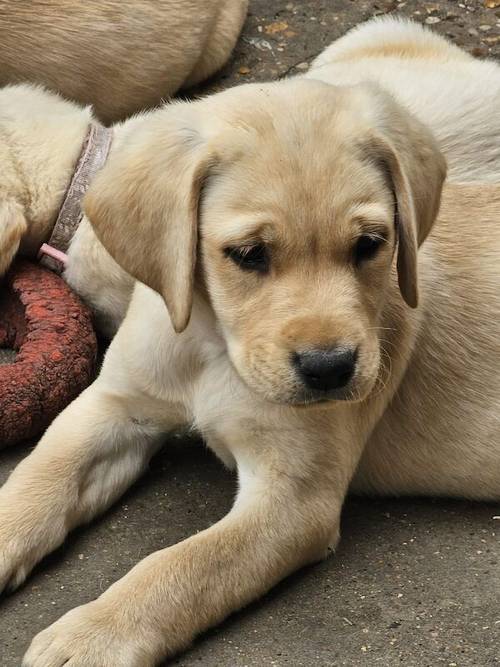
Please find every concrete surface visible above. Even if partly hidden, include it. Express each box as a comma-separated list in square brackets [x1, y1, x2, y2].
[1, 1, 500, 665]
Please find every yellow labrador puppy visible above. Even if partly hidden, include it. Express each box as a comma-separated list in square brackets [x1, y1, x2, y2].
[0, 19, 498, 667]
[0, 0, 248, 123]
[0, 78, 498, 667]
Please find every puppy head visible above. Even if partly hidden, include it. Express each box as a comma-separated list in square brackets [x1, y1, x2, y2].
[85, 80, 445, 405]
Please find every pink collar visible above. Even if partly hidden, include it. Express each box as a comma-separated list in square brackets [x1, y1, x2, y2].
[38, 121, 113, 274]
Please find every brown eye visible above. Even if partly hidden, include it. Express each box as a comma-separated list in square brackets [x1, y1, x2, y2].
[224, 244, 269, 273]
[354, 234, 385, 265]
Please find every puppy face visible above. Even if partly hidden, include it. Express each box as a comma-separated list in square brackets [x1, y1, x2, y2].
[200, 131, 395, 404]
[85, 80, 445, 406]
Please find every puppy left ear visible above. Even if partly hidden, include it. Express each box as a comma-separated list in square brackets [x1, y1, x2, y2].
[84, 109, 212, 333]
[368, 106, 446, 308]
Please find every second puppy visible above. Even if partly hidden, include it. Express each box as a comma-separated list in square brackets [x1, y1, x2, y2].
[0, 85, 133, 337]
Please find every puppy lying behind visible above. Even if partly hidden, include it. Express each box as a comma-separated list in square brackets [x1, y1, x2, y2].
[0, 0, 248, 123]
[0, 75, 498, 667]
[305, 16, 500, 182]
[0, 84, 134, 337]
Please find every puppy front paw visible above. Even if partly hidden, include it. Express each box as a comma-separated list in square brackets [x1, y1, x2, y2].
[0, 520, 45, 594]
[24, 601, 160, 667]
[0, 502, 67, 595]
[0, 543, 36, 594]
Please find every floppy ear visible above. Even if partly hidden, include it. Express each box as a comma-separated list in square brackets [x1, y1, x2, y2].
[84, 111, 212, 333]
[368, 108, 446, 308]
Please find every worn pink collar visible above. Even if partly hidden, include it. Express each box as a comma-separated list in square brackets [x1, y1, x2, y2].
[38, 121, 113, 274]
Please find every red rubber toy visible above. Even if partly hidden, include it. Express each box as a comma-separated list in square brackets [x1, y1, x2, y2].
[0, 260, 97, 447]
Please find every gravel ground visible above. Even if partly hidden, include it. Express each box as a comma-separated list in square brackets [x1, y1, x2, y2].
[1, 2, 499, 666]
[208, 0, 500, 89]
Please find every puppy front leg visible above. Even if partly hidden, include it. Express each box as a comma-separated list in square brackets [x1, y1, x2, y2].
[24, 421, 356, 667]
[0, 380, 173, 594]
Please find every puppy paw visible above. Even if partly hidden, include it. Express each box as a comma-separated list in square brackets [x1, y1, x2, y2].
[0, 502, 67, 595]
[24, 601, 157, 667]
[0, 522, 44, 594]
[0, 545, 35, 594]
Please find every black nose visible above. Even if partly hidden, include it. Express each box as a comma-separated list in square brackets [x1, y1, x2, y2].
[293, 347, 357, 393]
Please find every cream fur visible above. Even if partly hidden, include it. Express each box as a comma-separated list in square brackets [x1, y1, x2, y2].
[0, 84, 135, 337]
[0, 18, 497, 667]
[0, 0, 248, 124]
[306, 16, 500, 181]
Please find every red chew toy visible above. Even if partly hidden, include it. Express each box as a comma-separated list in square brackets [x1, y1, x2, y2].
[0, 260, 97, 447]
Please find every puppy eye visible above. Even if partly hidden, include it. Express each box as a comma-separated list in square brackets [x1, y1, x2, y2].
[354, 234, 385, 264]
[224, 244, 269, 273]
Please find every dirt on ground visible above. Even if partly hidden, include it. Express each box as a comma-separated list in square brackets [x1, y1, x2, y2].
[210, 0, 500, 90]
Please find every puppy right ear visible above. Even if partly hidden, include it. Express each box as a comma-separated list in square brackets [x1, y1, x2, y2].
[361, 84, 446, 308]
[368, 131, 445, 309]
[0, 200, 27, 275]
[84, 111, 212, 333]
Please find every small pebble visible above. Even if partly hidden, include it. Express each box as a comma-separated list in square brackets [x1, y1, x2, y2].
[425, 3, 440, 14]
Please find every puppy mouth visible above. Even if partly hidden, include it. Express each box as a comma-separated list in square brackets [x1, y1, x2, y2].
[288, 386, 357, 406]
